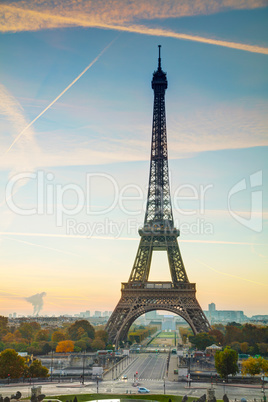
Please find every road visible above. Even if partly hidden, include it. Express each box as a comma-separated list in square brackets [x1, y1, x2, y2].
[121, 354, 168, 381]
[0, 354, 266, 400]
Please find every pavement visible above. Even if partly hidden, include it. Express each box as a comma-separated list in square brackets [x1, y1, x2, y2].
[0, 353, 267, 401]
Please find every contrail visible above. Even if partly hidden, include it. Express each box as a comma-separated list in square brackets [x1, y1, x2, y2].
[3, 235, 80, 257]
[0, 231, 265, 246]
[3, 37, 117, 155]
[196, 259, 267, 287]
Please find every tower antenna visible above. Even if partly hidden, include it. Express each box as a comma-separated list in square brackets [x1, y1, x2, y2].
[158, 45, 161, 69]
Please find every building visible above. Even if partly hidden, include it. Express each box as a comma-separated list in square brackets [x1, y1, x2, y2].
[162, 315, 176, 331]
[205, 303, 247, 324]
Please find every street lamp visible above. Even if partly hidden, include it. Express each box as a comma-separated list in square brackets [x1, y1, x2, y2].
[163, 377, 166, 394]
[261, 376, 266, 402]
[50, 350, 53, 382]
[186, 353, 193, 388]
[82, 350, 85, 385]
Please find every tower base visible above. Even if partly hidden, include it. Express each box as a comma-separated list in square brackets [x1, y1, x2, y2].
[106, 281, 210, 345]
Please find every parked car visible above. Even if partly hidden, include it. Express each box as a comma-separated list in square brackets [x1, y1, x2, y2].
[138, 387, 150, 393]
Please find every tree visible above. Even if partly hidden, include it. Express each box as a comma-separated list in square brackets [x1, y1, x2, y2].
[224, 324, 243, 345]
[209, 329, 224, 345]
[257, 343, 268, 355]
[242, 357, 268, 377]
[240, 342, 249, 354]
[56, 340, 74, 353]
[0, 316, 8, 339]
[52, 331, 65, 342]
[95, 330, 108, 343]
[35, 330, 50, 342]
[41, 342, 51, 355]
[2, 333, 16, 343]
[91, 339, 105, 351]
[0, 349, 26, 379]
[28, 359, 49, 378]
[189, 333, 216, 350]
[215, 347, 239, 381]
[67, 320, 95, 341]
[18, 323, 34, 343]
[75, 340, 87, 351]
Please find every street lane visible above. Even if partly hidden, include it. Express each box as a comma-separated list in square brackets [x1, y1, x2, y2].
[121, 353, 168, 380]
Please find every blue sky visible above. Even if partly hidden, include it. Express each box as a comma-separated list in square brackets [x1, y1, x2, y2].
[0, 0, 267, 317]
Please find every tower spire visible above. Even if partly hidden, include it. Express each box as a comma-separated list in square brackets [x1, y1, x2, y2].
[158, 44, 161, 70]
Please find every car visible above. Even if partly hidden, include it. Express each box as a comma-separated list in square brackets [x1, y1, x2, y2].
[121, 375, 128, 380]
[138, 387, 150, 393]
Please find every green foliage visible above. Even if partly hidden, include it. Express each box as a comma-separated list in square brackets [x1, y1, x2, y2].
[67, 320, 95, 341]
[55, 392, 200, 402]
[28, 359, 49, 378]
[128, 326, 157, 344]
[178, 327, 193, 344]
[18, 323, 35, 343]
[189, 333, 217, 350]
[0, 316, 8, 339]
[209, 329, 224, 345]
[0, 349, 26, 379]
[224, 323, 268, 355]
[242, 356, 268, 376]
[52, 331, 66, 342]
[35, 330, 50, 342]
[95, 330, 108, 343]
[215, 347, 239, 381]
[41, 342, 52, 355]
[91, 338, 105, 350]
[75, 340, 87, 351]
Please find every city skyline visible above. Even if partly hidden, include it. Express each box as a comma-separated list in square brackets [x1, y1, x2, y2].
[0, 1, 267, 318]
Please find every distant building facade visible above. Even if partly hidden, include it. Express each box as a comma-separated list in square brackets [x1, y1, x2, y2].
[204, 303, 247, 324]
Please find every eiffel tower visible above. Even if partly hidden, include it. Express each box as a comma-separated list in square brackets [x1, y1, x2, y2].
[106, 46, 210, 345]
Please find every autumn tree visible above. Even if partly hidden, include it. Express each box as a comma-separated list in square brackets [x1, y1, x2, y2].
[35, 330, 50, 342]
[209, 329, 224, 345]
[67, 320, 95, 341]
[257, 343, 268, 355]
[75, 340, 87, 351]
[224, 324, 243, 345]
[95, 330, 108, 344]
[56, 340, 74, 353]
[242, 357, 268, 377]
[240, 342, 249, 354]
[0, 349, 26, 379]
[0, 316, 8, 339]
[18, 323, 35, 343]
[189, 333, 216, 350]
[52, 331, 65, 342]
[215, 347, 239, 381]
[28, 359, 49, 378]
[2, 333, 16, 343]
[91, 339, 105, 351]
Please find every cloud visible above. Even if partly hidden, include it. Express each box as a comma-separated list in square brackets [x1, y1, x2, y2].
[0, 231, 265, 246]
[0, 98, 266, 169]
[1, 1, 268, 54]
[0, 85, 40, 214]
[197, 259, 268, 286]
[3, 38, 116, 156]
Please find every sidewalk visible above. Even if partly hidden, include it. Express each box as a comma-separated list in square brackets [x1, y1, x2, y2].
[167, 355, 178, 381]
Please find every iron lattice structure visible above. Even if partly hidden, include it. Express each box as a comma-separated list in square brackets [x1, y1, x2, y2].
[106, 47, 210, 345]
